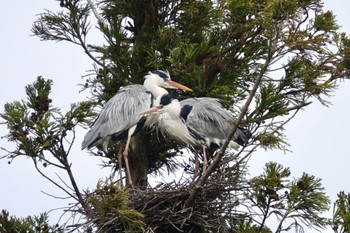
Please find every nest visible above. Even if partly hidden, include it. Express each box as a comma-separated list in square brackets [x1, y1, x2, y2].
[82, 159, 244, 233]
[128, 170, 242, 233]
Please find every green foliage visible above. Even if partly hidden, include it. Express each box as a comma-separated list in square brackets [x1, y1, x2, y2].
[247, 162, 330, 232]
[0, 76, 96, 230]
[25, 76, 53, 117]
[30, 0, 350, 155]
[257, 131, 288, 150]
[332, 191, 350, 232]
[255, 83, 289, 123]
[1, 77, 57, 158]
[287, 173, 330, 229]
[1, 76, 95, 161]
[314, 11, 339, 32]
[86, 179, 145, 232]
[2, 0, 350, 232]
[32, 0, 90, 44]
[0, 209, 63, 233]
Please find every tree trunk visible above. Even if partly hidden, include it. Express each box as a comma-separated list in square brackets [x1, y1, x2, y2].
[129, 129, 149, 189]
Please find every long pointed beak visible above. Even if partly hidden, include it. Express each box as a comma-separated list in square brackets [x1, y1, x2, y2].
[138, 106, 162, 115]
[165, 80, 193, 92]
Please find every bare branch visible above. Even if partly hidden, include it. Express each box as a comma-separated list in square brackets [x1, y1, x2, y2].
[32, 158, 77, 200]
[41, 190, 72, 200]
[86, 0, 107, 28]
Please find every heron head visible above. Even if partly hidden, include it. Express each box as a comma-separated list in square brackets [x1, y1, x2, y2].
[145, 70, 193, 92]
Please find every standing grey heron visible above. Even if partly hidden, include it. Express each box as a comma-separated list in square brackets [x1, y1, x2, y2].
[81, 71, 192, 187]
[139, 94, 247, 178]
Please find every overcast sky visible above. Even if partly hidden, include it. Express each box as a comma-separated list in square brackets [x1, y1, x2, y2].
[1, 1, 349, 232]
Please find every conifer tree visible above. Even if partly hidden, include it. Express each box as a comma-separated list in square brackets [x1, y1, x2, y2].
[2, 0, 350, 232]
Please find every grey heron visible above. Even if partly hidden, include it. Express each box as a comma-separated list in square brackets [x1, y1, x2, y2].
[81, 71, 192, 187]
[139, 94, 247, 178]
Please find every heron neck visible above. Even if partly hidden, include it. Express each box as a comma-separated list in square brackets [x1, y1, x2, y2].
[170, 100, 182, 117]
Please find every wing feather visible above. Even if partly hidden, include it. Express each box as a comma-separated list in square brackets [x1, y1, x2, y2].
[180, 98, 230, 138]
[180, 97, 247, 147]
[82, 85, 152, 149]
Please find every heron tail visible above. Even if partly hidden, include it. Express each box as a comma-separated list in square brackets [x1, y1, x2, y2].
[234, 126, 250, 146]
[81, 128, 101, 150]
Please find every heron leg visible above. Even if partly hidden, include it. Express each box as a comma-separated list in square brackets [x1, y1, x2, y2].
[193, 150, 199, 183]
[123, 133, 134, 188]
[117, 143, 124, 188]
[202, 145, 208, 173]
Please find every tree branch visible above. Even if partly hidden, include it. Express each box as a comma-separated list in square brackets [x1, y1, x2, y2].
[86, 0, 108, 29]
[32, 158, 77, 200]
[73, 25, 117, 79]
[184, 32, 276, 208]
[60, 153, 90, 215]
[245, 101, 312, 125]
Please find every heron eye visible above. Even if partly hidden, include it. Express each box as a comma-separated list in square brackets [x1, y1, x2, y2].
[152, 70, 169, 79]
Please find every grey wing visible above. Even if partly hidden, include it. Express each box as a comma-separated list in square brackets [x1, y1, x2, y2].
[181, 98, 232, 140]
[182, 97, 248, 145]
[81, 85, 152, 149]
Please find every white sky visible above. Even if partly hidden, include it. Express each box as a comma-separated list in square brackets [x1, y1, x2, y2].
[0, 1, 349, 232]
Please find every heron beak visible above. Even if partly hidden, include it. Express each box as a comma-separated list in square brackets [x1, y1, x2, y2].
[165, 80, 193, 92]
[138, 106, 162, 115]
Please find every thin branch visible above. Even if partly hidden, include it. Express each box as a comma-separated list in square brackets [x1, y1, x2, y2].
[86, 0, 108, 28]
[65, 128, 76, 156]
[275, 209, 291, 233]
[55, 172, 75, 192]
[221, 144, 259, 170]
[244, 101, 312, 125]
[184, 30, 276, 208]
[75, 30, 115, 75]
[32, 158, 77, 200]
[59, 149, 91, 215]
[259, 197, 273, 233]
[40, 156, 66, 169]
[41, 190, 72, 200]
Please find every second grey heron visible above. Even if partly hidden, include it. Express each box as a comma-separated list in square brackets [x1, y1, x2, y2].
[139, 94, 247, 178]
